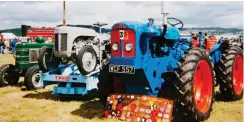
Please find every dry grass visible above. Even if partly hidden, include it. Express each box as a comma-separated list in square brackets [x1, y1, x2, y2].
[0, 54, 243, 122]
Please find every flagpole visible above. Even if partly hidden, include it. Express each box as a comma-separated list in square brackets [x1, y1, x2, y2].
[63, 1, 66, 26]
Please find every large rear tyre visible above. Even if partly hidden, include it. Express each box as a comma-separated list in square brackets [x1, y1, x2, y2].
[215, 46, 243, 100]
[173, 48, 215, 121]
[24, 66, 43, 90]
[0, 64, 19, 86]
[38, 47, 60, 73]
[77, 45, 98, 75]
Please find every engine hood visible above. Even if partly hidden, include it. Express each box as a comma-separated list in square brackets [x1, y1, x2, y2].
[16, 42, 54, 48]
[55, 26, 98, 37]
[98, 33, 110, 41]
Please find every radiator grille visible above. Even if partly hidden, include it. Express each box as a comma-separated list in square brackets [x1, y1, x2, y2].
[61, 34, 67, 51]
[55, 34, 59, 51]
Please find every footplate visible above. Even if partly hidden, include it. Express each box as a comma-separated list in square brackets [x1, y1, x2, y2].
[104, 94, 174, 122]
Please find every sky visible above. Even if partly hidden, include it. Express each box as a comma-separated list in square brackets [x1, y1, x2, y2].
[0, 1, 243, 30]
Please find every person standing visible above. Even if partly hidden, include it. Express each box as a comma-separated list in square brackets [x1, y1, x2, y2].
[11, 38, 17, 54]
[4, 39, 10, 54]
[0, 39, 3, 54]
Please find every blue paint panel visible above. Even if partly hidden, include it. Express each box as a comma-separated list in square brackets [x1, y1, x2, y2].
[210, 41, 223, 64]
[110, 57, 138, 68]
[53, 87, 87, 95]
[164, 27, 181, 40]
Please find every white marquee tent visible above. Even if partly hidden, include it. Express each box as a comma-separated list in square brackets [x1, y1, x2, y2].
[0, 33, 17, 40]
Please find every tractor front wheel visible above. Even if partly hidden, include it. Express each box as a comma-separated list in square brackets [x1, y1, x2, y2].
[0, 64, 19, 86]
[77, 45, 98, 75]
[215, 46, 243, 100]
[97, 64, 125, 107]
[24, 66, 43, 90]
[174, 48, 215, 121]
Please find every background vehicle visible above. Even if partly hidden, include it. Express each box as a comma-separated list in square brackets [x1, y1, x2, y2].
[0, 37, 54, 90]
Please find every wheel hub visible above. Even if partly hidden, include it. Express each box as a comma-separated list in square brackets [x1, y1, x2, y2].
[32, 73, 41, 87]
[232, 55, 243, 95]
[82, 51, 96, 72]
[193, 60, 213, 113]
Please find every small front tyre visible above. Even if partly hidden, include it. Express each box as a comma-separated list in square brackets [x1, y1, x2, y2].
[97, 63, 126, 107]
[77, 45, 98, 75]
[24, 66, 43, 90]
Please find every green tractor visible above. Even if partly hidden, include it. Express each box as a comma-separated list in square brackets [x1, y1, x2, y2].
[0, 36, 54, 90]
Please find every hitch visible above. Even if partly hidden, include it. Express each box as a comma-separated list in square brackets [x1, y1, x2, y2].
[104, 94, 174, 122]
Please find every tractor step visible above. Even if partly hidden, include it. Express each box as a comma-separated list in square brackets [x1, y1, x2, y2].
[104, 94, 174, 122]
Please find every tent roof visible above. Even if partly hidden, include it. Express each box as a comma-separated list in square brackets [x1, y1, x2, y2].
[0, 33, 17, 39]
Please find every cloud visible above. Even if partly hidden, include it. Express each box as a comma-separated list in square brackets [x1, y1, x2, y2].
[0, 1, 242, 30]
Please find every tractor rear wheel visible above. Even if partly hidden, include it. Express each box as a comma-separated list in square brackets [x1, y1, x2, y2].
[38, 47, 60, 73]
[77, 45, 98, 75]
[0, 64, 19, 86]
[97, 64, 125, 107]
[173, 48, 215, 121]
[215, 46, 243, 100]
[24, 66, 43, 90]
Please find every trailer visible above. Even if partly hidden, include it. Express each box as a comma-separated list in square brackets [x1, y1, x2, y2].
[40, 64, 99, 97]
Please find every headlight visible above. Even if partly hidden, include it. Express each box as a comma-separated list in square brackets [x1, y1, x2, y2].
[125, 43, 133, 51]
[112, 43, 119, 51]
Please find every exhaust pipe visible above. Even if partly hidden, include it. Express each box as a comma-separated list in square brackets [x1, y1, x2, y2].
[161, 1, 169, 37]
[161, 1, 169, 26]
[63, 1, 66, 26]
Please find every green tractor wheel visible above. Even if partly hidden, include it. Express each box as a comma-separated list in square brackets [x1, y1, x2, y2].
[24, 66, 43, 90]
[0, 64, 20, 86]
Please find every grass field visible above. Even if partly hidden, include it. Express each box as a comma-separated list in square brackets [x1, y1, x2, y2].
[0, 54, 243, 122]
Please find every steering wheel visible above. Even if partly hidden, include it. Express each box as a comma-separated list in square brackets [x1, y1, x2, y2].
[167, 17, 184, 29]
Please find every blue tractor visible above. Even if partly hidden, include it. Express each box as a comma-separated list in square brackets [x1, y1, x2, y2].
[97, 2, 243, 122]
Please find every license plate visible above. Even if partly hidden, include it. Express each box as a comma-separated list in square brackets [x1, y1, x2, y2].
[55, 76, 69, 81]
[109, 65, 135, 74]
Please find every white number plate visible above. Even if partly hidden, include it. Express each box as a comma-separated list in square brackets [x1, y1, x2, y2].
[109, 65, 135, 74]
